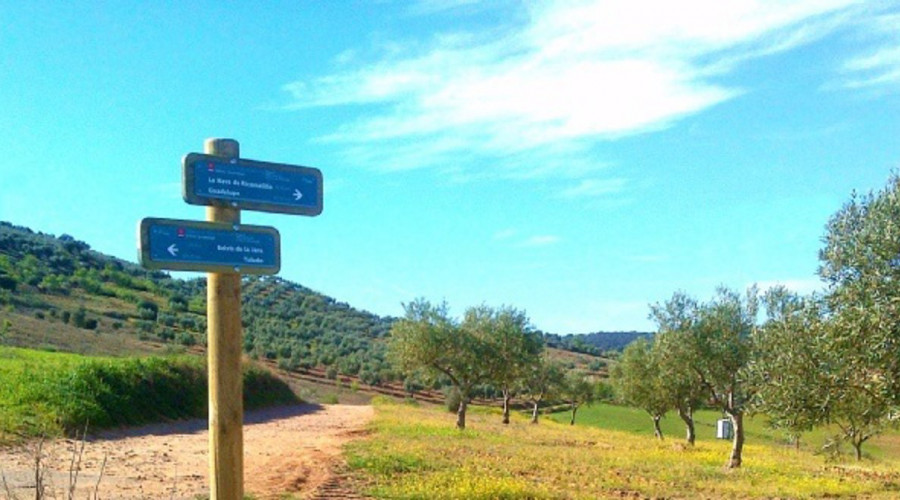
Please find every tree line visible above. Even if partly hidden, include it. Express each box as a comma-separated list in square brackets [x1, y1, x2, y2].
[388, 299, 607, 430]
[612, 173, 900, 467]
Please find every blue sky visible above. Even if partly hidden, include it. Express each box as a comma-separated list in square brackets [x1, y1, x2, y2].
[1, 0, 898, 333]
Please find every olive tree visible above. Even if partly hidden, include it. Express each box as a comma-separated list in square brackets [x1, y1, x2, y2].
[388, 299, 492, 430]
[692, 286, 759, 468]
[819, 175, 900, 403]
[649, 292, 705, 445]
[814, 175, 900, 457]
[560, 371, 596, 425]
[748, 287, 829, 448]
[611, 338, 669, 439]
[651, 287, 758, 467]
[477, 305, 543, 424]
[519, 356, 565, 424]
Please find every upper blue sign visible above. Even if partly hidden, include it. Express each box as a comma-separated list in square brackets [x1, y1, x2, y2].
[183, 153, 323, 216]
[138, 217, 280, 274]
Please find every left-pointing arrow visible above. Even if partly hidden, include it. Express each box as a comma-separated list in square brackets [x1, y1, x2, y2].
[167, 244, 179, 257]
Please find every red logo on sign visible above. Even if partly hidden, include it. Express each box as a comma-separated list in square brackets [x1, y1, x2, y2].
[177, 228, 186, 237]
[207, 162, 215, 172]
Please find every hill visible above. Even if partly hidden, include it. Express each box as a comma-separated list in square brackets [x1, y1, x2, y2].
[0, 220, 615, 395]
[0, 221, 395, 374]
[544, 330, 652, 355]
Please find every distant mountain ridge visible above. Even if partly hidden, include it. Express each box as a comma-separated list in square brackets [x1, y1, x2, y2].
[544, 331, 653, 355]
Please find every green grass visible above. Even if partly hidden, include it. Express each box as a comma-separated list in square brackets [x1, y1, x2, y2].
[547, 402, 900, 460]
[346, 398, 900, 499]
[0, 346, 299, 443]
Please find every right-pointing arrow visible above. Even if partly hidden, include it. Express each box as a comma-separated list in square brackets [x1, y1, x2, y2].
[167, 244, 178, 257]
[293, 189, 303, 201]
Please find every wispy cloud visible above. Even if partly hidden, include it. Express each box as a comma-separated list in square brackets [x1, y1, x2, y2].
[840, 46, 900, 89]
[832, 11, 900, 91]
[283, 0, 862, 185]
[519, 235, 561, 247]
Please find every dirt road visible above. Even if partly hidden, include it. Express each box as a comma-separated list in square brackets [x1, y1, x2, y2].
[0, 404, 373, 499]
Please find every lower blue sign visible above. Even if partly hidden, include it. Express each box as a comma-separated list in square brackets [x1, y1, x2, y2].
[138, 218, 280, 274]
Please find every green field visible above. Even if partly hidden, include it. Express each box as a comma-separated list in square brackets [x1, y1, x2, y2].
[347, 398, 900, 499]
[547, 402, 900, 461]
[0, 346, 298, 444]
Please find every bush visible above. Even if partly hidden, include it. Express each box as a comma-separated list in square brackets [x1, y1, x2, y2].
[83, 318, 99, 330]
[61, 310, 71, 324]
[168, 295, 188, 312]
[404, 377, 424, 395]
[135, 319, 154, 332]
[360, 369, 381, 386]
[137, 300, 159, 321]
[1, 350, 299, 438]
[176, 331, 196, 346]
[158, 313, 176, 328]
[588, 359, 607, 371]
[179, 316, 198, 331]
[157, 328, 175, 342]
[72, 307, 87, 328]
[0, 274, 17, 291]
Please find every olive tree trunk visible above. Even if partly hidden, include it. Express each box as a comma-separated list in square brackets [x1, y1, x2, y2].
[502, 389, 511, 425]
[727, 411, 745, 468]
[531, 401, 540, 424]
[456, 395, 468, 430]
[652, 415, 663, 440]
[677, 406, 695, 445]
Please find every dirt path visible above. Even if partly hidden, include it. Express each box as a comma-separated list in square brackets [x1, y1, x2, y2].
[0, 404, 373, 499]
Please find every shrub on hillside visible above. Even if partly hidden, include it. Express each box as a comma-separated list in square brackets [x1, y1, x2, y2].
[1, 351, 299, 439]
[0, 274, 18, 291]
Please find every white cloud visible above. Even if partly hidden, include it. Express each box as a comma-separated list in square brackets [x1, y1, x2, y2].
[284, 0, 862, 181]
[519, 235, 560, 247]
[841, 46, 900, 89]
[833, 11, 900, 91]
[493, 228, 517, 240]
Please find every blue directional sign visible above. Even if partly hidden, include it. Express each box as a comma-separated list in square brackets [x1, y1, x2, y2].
[183, 153, 323, 216]
[138, 218, 280, 274]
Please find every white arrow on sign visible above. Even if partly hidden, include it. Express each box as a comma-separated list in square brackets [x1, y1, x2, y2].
[167, 244, 179, 257]
[293, 189, 303, 201]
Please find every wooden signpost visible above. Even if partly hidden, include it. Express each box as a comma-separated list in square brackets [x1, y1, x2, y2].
[138, 138, 323, 499]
